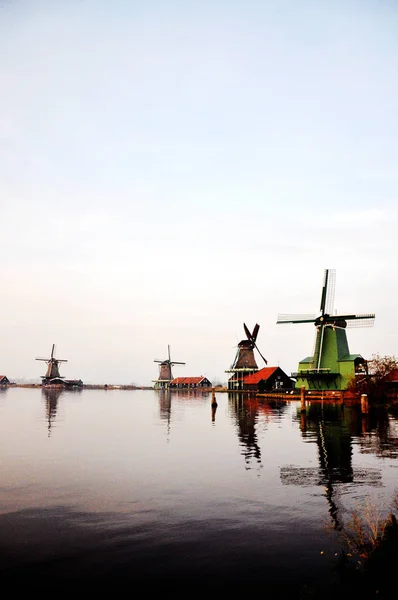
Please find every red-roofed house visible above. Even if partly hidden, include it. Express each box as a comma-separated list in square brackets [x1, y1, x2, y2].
[243, 367, 294, 392]
[0, 376, 10, 385]
[169, 376, 212, 389]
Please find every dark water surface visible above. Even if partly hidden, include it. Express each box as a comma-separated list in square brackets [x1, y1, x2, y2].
[0, 387, 397, 595]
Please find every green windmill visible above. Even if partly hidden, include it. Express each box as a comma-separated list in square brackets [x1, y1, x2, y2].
[277, 269, 375, 391]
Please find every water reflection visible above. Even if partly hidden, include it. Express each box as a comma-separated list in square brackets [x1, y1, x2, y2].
[228, 393, 261, 469]
[42, 387, 63, 436]
[41, 386, 82, 436]
[228, 393, 288, 470]
[358, 404, 398, 458]
[281, 402, 383, 529]
[211, 394, 217, 424]
[157, 389, 172, 441]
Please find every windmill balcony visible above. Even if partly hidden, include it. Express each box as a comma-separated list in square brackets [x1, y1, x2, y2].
[292, 369, 338, 379]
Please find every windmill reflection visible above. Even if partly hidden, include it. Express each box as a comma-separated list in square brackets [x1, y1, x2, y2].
[229, 393, 289, 470]
[228, 393, 262, 470]
[157, 388, 172, 442]
[280, 403, 382, 530]
[41, 387, 63, 436]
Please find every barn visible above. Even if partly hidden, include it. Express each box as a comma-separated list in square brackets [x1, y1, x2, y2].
[0, 376, 10, 385]
[243, 366, 294, 392]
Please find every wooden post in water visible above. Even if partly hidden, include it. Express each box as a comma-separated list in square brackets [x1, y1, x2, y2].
[211, 388, 218, 422]
[361, 393, 369, 414]
[300, 386, 306, 412]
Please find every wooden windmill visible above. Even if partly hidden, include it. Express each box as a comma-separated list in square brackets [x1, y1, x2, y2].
[277, 269, 375, 391]
[36, 344, 67, 384]
[36, 344, 83, 388]
[225, 323, 267, 390]
[153, 345, 185, 389]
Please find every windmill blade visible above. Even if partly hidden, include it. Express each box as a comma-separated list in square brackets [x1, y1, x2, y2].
[320, 270, 327, 314]
[319, 269, 336, 315]
[252, 323, 260, 343]
[324, 269, 336, 315]
[254, 342, 267, 365]
[168, 345, 171, 362]
[345, 315, 375, 328]
[327, 312, 375, 323]
[243, 323, 253, 341]
[51, 344, 55, 359]
[36, 357, 49, 361]
[277, 314, 317, 324]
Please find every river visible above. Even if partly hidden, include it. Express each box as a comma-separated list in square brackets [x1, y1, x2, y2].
[0, 386, 397, 595]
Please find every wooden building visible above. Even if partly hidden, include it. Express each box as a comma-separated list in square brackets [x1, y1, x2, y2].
[0, 376, 10, 385]
[169, 376, 212, 389]
[243, 366, 294, 392]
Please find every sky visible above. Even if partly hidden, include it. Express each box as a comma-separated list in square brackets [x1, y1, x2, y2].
[1, 0, 397, 386]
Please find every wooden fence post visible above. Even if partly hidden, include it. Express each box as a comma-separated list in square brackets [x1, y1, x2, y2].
[300, 386, 306, 412]
[361, 393, 369, 414]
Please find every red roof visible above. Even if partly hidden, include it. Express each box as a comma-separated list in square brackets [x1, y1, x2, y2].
[243, 367, 279, 384]
[171, 377, 210, 385]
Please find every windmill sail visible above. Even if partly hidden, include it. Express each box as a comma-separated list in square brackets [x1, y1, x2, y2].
[277, 314, 317, 324]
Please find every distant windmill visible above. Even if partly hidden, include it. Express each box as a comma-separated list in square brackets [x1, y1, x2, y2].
[153, 345, 185, 390]
[277, 269, 375, 390]
[226, 323, 267, 390]
[36, 344, 68, 383]
[35, 344, 83, 388]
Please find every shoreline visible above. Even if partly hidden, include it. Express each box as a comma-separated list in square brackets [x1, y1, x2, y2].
[2, 383, 397, 404]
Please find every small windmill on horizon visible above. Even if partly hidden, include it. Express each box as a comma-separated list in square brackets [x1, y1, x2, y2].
[153, 345, 185, 390]
[36, 344, 83, 388]
[276, 269, 375, 391]
[36, 344, 67, 383]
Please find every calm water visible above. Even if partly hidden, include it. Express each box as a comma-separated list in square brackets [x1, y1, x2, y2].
[0, 387, 397, 594]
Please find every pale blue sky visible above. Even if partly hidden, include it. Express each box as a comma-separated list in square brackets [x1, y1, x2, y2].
[1, 0, 397, 385]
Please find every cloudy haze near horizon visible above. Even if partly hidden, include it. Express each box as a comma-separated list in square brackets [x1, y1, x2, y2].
[1, 0, 397, 386]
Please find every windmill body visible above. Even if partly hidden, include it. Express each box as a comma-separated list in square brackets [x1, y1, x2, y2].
[153, 345, 185, 390]
[225, 323, 267, 390]
[277, 269, 375, 391]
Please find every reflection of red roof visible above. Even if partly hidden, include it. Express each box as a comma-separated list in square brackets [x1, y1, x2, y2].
[244, 367, 278, 384]
[171, 377, 210, 385]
